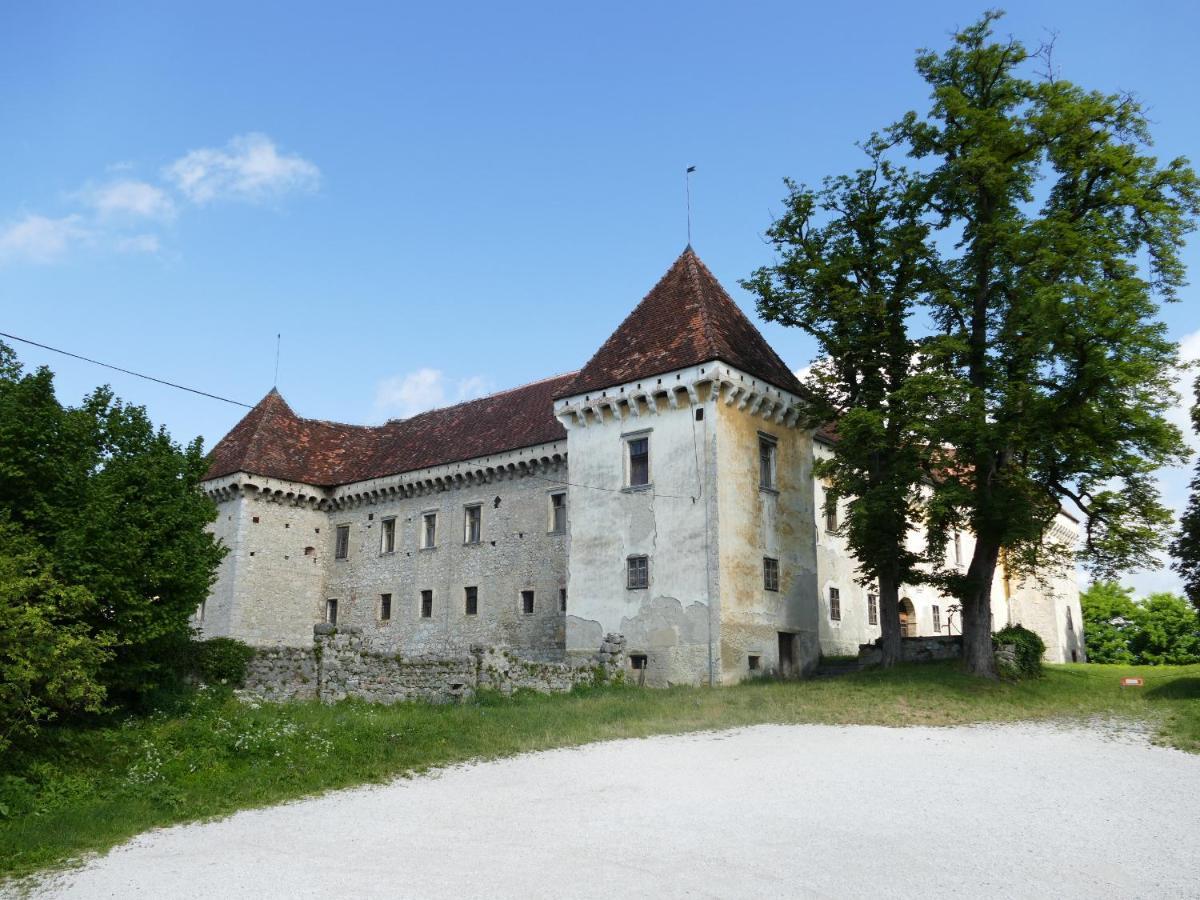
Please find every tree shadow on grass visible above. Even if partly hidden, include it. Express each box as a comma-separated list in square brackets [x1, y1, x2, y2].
[1145, 678, 1200, 701]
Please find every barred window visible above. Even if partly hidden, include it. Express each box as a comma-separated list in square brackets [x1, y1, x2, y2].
[627, 555, 649, 590]
[335, 524, 350, 559]
[763, 557, 780, 592]
[829, 587, 841, 621]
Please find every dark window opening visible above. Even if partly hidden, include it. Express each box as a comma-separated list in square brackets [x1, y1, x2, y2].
[465, 586, 478, 616]
[627, 555, 649, 590]
[759, 437, 776, 489]
[335, 524, 350, 559]
[748, 655, 761, 671]
[380, 593, 392, 622]
[325, 598, 338, 625]
[629, 654, 648, 670]
[420, 590, 433, 618]
[829, 587, 841, 621]
[628, 437, 649, 486]
[521, 590, 534, 615]
[559, 587, 567, 612]
[695, 407, 704, 421]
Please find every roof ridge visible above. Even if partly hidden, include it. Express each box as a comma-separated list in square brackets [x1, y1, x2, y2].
[684, 247, 720, 360]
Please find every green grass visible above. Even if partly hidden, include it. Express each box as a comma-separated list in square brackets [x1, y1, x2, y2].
[2, 661, 1197, 882]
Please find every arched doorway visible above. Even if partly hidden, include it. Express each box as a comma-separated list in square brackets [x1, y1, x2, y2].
[899, 598, 916, 637]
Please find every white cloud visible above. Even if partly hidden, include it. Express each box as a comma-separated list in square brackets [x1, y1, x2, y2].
[115, 233, 161, 254]
[0, 214, 88, 264]
[165, 133, 320, 205]
[85, 180, 175, 221]
[374, 369, 495, 419]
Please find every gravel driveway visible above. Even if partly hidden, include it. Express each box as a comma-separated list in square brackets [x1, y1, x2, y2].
[22, 722, 1200, 899]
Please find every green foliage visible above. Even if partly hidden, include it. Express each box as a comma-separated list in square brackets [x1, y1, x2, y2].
[1171, 376, 1200, 611]
[993, 624, 1046, 679]
[1080, 582, 1139, 663]
[1081, 581, 1200, 665]
[0, 340, 225, 722]
[0, 524, 111, 752]
[188, 638, 256, 687]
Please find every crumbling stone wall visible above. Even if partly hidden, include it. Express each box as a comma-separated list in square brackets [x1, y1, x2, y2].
[857, 634, 963, 665]
[241, 626, 627, 705]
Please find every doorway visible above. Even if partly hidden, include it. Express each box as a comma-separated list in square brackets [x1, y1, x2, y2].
[777, 632, 795, 676]
[898, 598, 915, 637]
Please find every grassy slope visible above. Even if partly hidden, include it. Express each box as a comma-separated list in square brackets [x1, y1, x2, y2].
[1, 661, 1197, 881]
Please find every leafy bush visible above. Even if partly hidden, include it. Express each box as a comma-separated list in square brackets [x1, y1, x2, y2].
[993, 624, 1046, 679]
[189, 638, 255, 687]
[1081, 581, 1200, 665]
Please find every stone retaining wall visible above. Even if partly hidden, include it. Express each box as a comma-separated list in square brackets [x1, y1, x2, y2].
[242, 627, 627, 705]
[858, 635, 963, 665]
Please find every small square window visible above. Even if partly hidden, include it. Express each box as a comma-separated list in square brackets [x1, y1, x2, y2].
[420, 590, 433, 618]
[748, 655, 761, 671]
[521, 590, 534, 615]
[627, 436, 649, 487]
[868, 593, 878, 626]
[464, 505, 481, 544]
[629, 654, 648, 670]
[759, 437, 776, 490]
[626, 555, 649, 590]
[380, 518, 396, 554]
[559, 587, 567, 613]
[325, 598, 338, 625]
[829, 587, 841, 621]
[335, 524, 350, 559]
[763, 557, 780, 592]
[550, 492, 567, 533]
[380, 593, 392, 622]
[421, 512, 437, 549]
[465, 586, 478, 616]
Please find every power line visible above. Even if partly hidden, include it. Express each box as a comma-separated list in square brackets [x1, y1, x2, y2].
[0, 330, 254, 408]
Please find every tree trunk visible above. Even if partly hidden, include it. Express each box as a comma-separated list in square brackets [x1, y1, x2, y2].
[961, 538, 1000, 679]
[877, 572, 903, 668]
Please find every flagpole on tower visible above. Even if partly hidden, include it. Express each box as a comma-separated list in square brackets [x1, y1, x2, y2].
[686, 165, 696, 246]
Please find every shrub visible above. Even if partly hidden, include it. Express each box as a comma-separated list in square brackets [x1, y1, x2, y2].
[189, 638, 255, 687]
[993, 624, 1045, 679]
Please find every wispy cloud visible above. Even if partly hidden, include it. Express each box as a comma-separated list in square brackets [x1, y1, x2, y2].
[0, 133, 318, 268]
[165, 133, 320, 205]
[83, 180, 176, 221]
[374, 369, 495, 419]
[0, 214, 88, 264]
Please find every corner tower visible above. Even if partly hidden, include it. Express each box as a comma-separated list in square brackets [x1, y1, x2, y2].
[554, 248, 820, 685]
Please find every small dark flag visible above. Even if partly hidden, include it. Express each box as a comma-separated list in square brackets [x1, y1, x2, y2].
[687, 165, 696, 173]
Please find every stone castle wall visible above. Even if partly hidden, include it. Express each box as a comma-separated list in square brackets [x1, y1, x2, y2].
[241, 626, 627, 705]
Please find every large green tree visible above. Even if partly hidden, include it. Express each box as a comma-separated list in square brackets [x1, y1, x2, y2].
[896, 13, 1197, 676]
[0, 341, 224, 706]
[1079, 581, 1138, 663]
[1172, 376, 1200, 611]
[1129, 592, 1200, 665]
[744, 146, 935, 666]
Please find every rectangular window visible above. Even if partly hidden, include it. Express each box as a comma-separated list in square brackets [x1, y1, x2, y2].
[933, 604, 941, 632]
[325, 598, 338, 625]
[335, 524, 350, 559]
[627, 436, 649, 487]
[627, 555, 649, 590]
[379, 593, 392, 622]
[868, 593, 878, 626]
[829, 587, 841, 621]
[629, 654, 648, 670]
[465, 586, 478, 616]
[464, 505, 481, 544]
[759, 437, 776, 490]
[521, 590, 534, 615]
[380, 517, 396, 554]
[421, 512, 437, 549]
[748, 655, 761, 671]
[550, 492, 567, 533]
[953, 531, 962, 565]
[1066, 605, 1073, 631]
[763, 557, 780, 592]
[559, 587, 567, 612]
[420, 590, 433, 618]
[825, 504, 838, 533]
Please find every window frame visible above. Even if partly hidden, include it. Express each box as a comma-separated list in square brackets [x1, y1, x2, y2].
[520, 589, 535, 615]
[325, 598, 338, 625]
[463, 504, 482, 545]
[932, 604, 941, 632]
[868, 593, 878, 626]
[759, 434, 778, 492]
[829, 587, 841, 621]
[624, 431, 651, 489]
[763, 556, 780, 592]
[420, 511, 438, 550]
[380, 517, 396, 555]
[464, 586, 478, 616]
[419, 589, 433, 619]
[626, 554, 650, 590]
[549, 491, 567, 534]
[334, 524, 350, 560]
[559, 586, 567, 612]
[379, 593, 392, 623]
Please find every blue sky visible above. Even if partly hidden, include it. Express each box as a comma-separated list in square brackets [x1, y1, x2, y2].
[2, 1, 1197, 592]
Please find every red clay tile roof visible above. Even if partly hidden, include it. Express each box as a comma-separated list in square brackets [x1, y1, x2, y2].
[558, 246, 803, 399]
[203, 374, 575, 487]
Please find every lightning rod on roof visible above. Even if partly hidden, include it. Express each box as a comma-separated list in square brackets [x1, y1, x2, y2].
[274, 333, 281, 388]
[686, 165, 697, 246]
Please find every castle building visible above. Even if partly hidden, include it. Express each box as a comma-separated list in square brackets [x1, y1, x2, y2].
[197, 248, 1085, 685]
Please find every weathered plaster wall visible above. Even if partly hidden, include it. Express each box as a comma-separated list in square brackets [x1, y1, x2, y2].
[1003, 513, 1086, 663]
[324, 455, 568, 660]
[561, 369, 719, 687]
[196, 476, 329, 647]
[715, 385, 819, 681]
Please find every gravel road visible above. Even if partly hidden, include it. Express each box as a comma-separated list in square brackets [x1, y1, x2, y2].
[21, 721, 1200, 899]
